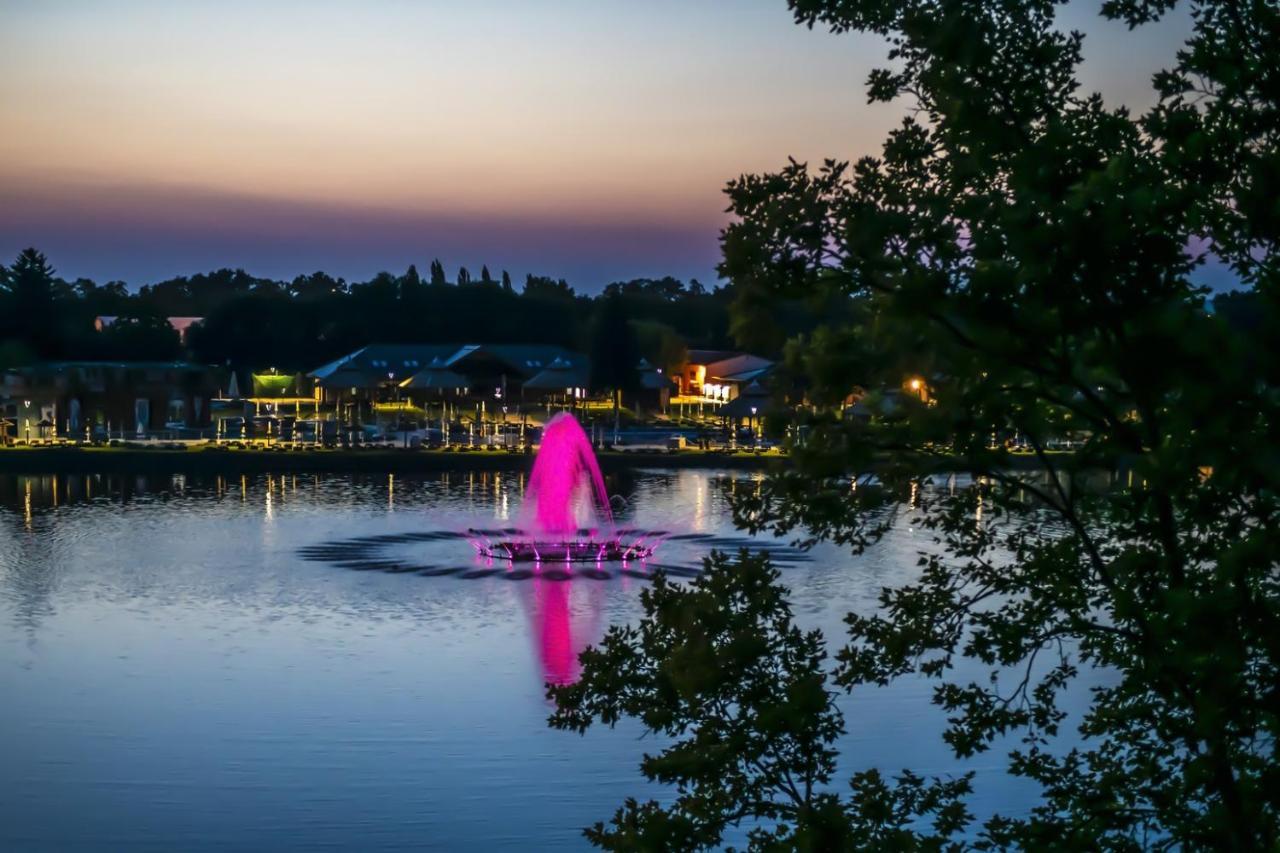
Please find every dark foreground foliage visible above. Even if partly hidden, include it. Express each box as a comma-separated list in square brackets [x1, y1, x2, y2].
[552, 0, 1278, 849]
[549, 552, 973, 851]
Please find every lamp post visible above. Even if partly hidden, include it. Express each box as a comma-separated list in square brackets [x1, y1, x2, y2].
[23, 400, 31, 444]
[386, 372, 395, 443]
[751, 405, 758, 450]
[494, 387, 503, 445]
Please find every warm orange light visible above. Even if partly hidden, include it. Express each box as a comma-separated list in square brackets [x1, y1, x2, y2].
[909, 378, 922, 391]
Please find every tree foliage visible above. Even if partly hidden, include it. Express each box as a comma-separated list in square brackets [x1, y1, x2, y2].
[559, 0, 1279, 848]
[588, 293, 643, 417]
[549, 552, 973, 851]
[0, 249, 749, 373]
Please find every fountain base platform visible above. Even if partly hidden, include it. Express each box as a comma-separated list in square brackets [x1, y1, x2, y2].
[475, 539, 655, 563]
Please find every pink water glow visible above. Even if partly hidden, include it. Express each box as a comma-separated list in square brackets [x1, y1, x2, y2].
[524, 413, 613, 536]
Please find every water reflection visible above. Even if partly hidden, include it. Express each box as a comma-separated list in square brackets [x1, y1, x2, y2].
[523, 578, 605, 687]
[0, 469, 1099, 851]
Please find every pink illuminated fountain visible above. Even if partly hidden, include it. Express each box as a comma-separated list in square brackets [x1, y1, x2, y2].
[525, 413, 612, 536]
[471, 413, 655, 565]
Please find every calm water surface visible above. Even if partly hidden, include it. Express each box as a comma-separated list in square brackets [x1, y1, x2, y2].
[0, 470, 1095, 851]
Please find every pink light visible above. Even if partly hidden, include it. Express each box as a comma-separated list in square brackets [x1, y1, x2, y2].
[524, 413, 613, 536]
[534, 578, 577, 685]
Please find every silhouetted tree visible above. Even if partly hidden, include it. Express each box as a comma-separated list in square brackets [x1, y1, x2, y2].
[401, 264, 423, 298]
[0, 246, 741, 371]
[559, 0, 1280, 849]
[551, 551, 972, 849]
[288, 271, 345, 300]
[632, 319, 688, 374]
[456, 266, 472, 287]
[2, 248, 64, 357]
[429, 258, 447, 287]
[94, 314, 183, 361]
[523, 274, 576, 300]
[588, 293, 641, 430]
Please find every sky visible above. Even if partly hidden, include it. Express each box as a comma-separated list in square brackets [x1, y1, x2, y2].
[0, 0, 1209, 291]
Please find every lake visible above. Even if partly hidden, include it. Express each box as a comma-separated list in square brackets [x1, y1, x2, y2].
[0, 469, 1093, 850]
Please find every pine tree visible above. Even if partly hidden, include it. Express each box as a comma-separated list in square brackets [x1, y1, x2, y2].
[401, 264, 422, 298]
[5, 248, 62, 357]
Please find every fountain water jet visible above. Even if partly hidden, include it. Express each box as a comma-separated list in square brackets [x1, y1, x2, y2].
[472, 413, 654, 564]
[524, 413, 612, 535]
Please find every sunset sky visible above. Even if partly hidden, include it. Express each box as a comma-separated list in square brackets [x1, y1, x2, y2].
[0, 0, 1203, 290]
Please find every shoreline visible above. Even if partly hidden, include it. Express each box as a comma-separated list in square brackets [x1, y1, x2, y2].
[0, 446, 787, 475]
[0, 445, 1058, 477]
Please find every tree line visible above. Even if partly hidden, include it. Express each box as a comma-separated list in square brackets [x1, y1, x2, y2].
[0, 250, 771, 374]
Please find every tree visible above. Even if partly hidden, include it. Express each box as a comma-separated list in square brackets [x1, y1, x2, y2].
[400, 263, 423, 298]
[429, 258, 448, 287]
[588, 293, 641, 433]
[561, 0, 1280, 849]
[456, 266, 472, 287]
[501, 270, 513, 292]
[0, 248, 739, 363]
[631, 319, 688, 375]
[3, 248, 65, 357]
[524, 274, 576, 300]
[480, 265, 494, 286]
[95, 314, 183, 361]
[550, 552, 972, 850]
[288, 271, 345, 300]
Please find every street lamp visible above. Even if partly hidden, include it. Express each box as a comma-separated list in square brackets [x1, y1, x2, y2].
[494, 388, 503, 441]
[23, 400, 31, 444]
[751, 405, 758, 450]
[387, 372, 396, 441]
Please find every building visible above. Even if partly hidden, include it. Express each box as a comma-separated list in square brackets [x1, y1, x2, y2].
[0, 361, 221, 441]
[309, 344, 591, 406]
[675, 350, 774, 406]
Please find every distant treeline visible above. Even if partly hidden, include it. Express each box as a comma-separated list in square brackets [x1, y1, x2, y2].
[1, 248, 1262, 381]
[0, 248, 817, 374]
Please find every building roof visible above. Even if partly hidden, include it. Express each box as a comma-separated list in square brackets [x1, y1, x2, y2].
[309, 345, 461, 381]
[448, 344, 585, 378]
[686, 350, 775, 383]
[523, 356, 590, 390]
[686, 349, 741, 364]
[316, 368, 383, 390]
[721, 382, 782, 417]
[400, 359, 470, 390]
[310, 344, 587, 388]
